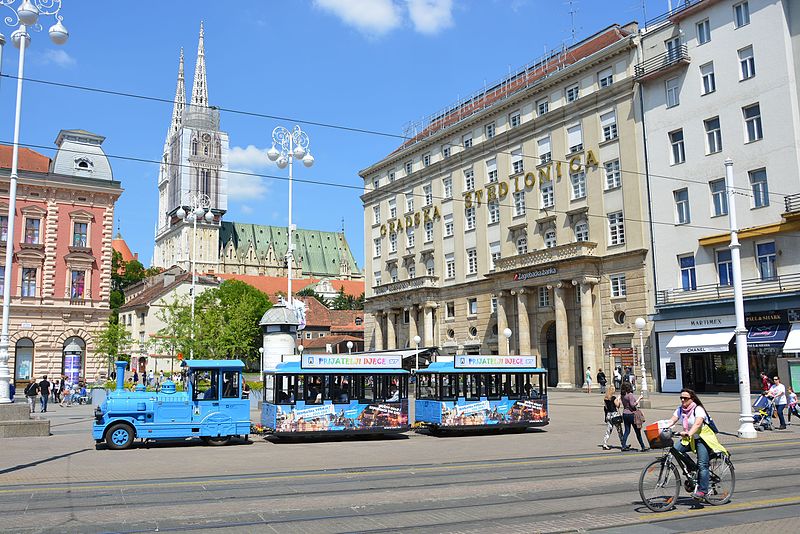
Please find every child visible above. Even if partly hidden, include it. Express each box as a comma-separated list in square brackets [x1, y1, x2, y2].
[788, 387, 799, 423]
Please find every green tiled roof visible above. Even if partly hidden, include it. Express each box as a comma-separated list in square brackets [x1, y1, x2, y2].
[219, 221, 361, 277]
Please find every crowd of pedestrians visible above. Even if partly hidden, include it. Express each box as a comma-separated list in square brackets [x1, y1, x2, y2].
[23, 375, 87, 413]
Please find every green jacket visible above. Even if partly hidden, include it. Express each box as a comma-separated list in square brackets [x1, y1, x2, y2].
[681, 423, 729, 456]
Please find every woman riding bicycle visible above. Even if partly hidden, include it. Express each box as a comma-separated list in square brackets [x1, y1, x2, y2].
[665, 388, 728, 500]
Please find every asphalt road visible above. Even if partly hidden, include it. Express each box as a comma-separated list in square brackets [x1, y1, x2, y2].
[1, 393, 798, 533]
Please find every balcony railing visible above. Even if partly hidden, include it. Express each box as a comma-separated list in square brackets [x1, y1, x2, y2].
[785, 193, 800, 215]
[656, 272, 800, 307]
[635, 45, 690, 80]
[494, 242, 597, 272]
[372, 275, 438, 297]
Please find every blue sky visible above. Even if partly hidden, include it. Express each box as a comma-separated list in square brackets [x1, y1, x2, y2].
[0, 0, 667, 268]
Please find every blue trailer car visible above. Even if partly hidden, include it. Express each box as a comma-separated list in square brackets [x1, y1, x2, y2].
[415, 356, 549, 431]
[262, 354, 410, 435]
[93, 360, 250, 450]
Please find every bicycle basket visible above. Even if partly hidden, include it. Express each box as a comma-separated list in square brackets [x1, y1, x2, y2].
[645, 424, 674, 449]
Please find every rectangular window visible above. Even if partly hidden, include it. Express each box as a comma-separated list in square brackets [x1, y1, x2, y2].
[697, 19, 711, 44]
[425, 221, 434, 242]
[24, 218, 40, 244]
[464, 168, 475, 191]
[443, 177, 452, 199]
[72, 222, 88, 247]
[670, 129, 686, 164]
[488, 200, 500, 224]
[666, 77, 680, 108]
[705, 117, 722, 154]
[405, 161, 413, 175]
[604, 159, 621, 189]
[538, 287, 551, 307]
[570, 172, 586, 199]
[423, 184, 433, 206]
[405, 191, 414, 213]
[388, 170, 396, 182]
[680, 255, 697, 291]
[444, 214, 454, 237]
[509, 110, 521, 128]
[465, 206, 476, 231]
[0, 215, 7, 243]
[541, 182, 554, 209]
[0, 266, 3, 296]
[739, 46, 755, 80]
[486, 158, 498, 183]
[710, 179, 728, 216]
[598, 67, 613, 88]
[466, 248, 478, 275]
[442, 145, 451, 159]
[666, 37, 681, 60]
[700, 62, 716, 95]
[674, 188, 690, 224]
[373, 206, 381, 225]
[734, 2, 750, 28]
[537, 98, 549, 116]
[757, 241, 777, 280]
[489, 241, 500, 271]
[446, 301, 455, 319]
[422, 152, 431, 166]
[717, 249, 733, 286]
[743, 103, 763, 142]
[70, 270, 85, 301]
[445, 254, 456, 279]
[490, 296, 497, 314]
[406, 227, 415, 249]
[468, 297, 478, 315]
[567, 124, 583, 153]
[21, 267, 36, 297]
[516, 236, 528, 255]
[511, 149, 524, 175]
[749, 168, 769, 207]
[389, 232, 397, 253]
[373, 238, 381, 257]
[600, 111, 617, 141]
[513, 191, 526, 216]
[462, 133, 473, 149]
[390, 268, 398, 283]
[575, 221, 589, 242]
[374, 271, 382, 286]
[538, 136, 551, 164]
[388, 198, 396, 219]
[608, 211, 625, 245]
[610, 274, 627, 297]
[426, 259, 434, 276]
[485, 122, 495, 139]
[566, 84, 580, 102]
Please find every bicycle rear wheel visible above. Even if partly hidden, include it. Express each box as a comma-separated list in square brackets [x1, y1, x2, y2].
[706, 455, 735, 505]
[639, 458, 680, 512]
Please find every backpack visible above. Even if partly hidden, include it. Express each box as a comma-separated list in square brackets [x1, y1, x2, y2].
[679, 405, 720, 433]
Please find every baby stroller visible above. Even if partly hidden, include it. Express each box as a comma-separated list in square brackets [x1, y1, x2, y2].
[753, 393, 775, 431]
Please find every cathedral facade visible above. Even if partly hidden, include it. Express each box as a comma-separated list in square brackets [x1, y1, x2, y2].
[153, 24, 361, 281]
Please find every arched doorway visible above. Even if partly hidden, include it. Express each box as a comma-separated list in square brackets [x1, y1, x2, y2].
[14, 338, 34, 385]
[543, 323, 558, 388]
[62, 336, 85, 384]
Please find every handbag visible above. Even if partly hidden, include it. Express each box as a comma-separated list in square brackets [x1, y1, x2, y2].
[606, 411, 623, 425]
[633, 408, 646, 428]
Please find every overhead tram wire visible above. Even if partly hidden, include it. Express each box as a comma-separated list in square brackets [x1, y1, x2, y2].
[10, 140, 800, 241]
[2, 72, 796, 201]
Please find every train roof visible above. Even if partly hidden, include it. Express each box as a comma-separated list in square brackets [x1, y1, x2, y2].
[271, 361, 410, 375]
[181, 359, 245, 369]
[419, 361, 547, 374]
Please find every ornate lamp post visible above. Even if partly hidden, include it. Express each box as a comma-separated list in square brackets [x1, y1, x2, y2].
[266, 126, 314, 306]
[413, 334, 421, 372]
[0, 0, 69, 404]
[346, 340, 353, 355]
[635, 317, 651, 409]
[503, 328, 512, 356]
[175, 193, 213, 360]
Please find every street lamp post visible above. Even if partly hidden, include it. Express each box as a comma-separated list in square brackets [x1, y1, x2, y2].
[346, 341, 353, 355]
[266, 126, 314, 307]
[0, 0, 69, 404]
[503, 328, 512, 356]
[413, 335, 421, 372]
[635, 317, 651, 409]
[175, 193, 213, 360]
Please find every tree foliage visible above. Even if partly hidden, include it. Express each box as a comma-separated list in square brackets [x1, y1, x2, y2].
[109, 249, 161, 322]
[296, 286, 329, 307]
[95, 319, 133, 374]
[331, 288, 365, 310]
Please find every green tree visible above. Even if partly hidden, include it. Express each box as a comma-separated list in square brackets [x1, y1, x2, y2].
[330, 288, 365, 310]
[109, 250, 161, 322]
[95, 319, 133, 375]
[154, 296, 194, 363]
[296, 286, 329, 307]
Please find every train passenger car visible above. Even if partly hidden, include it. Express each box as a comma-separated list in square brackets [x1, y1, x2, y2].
[93, 360, 250, 450]
[262, 353, 410, 436]
[415, 355, 549, 431]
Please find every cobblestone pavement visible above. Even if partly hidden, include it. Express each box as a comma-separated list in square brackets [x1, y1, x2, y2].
[0, 390, 797, 533]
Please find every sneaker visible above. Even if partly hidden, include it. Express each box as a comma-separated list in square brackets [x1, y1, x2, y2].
[639, 448, 650, 452]
[692, 490, 707, 500]
[602, 445, 611, 450]
[778, 426, 787, 430]
[621, 446, 632, 451]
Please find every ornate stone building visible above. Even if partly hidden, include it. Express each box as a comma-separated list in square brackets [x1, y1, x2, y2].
[360, 24, 653, 388]
[1, 130, 121, 388]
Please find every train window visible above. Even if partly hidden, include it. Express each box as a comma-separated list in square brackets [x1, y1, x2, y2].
[222, 371, 240, 398]
[523, 373, 539, 398]
[484, 374, 502, 399]
[276, 375, 296, 404]
[330, 374, 352, 403]
[440, 374, 458, 399]
[265, 374, 275, 403]
[305, 374, 324, 404]
[390, 375, 404, 401]
[373, 375, 388, 401]
[463, 374, 480, 400]
[192, 369, 219, 401]
[504, 374, 522, 399]
[417, 374, 436, 400]
[356, 375, 374, 402]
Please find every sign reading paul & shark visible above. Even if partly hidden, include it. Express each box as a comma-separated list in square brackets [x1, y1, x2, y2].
[302, 354, 403, 369]
[455, 355, 538, 368]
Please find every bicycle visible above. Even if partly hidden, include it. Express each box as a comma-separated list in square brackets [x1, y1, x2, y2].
[638, 429, 735, 512]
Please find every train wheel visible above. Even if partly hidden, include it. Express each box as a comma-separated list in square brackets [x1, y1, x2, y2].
[203, 435, 231, 446]
[105, 423, 134, 450]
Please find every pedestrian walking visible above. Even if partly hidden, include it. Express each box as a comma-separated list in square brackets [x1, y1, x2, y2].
[24, 380, 39, 413]
[597, 369, 607, 394]
[613, 367, 622, 390]
[768, 375, 787, 430]
[760, 371, 770, 392]
[620, 382, 648, 452]
[787, 387, 798, 423]
[602, 385, 624, 450]
[38, 376, 51, 413]
[52, 378, 61, 404]
[133, 370, 139, 385]
[60, 378, 72, 407]
[585, 366, 593, 394]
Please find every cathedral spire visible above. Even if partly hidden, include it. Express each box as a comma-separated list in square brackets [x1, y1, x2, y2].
[168, 48, 186, 137]
[190, 21, 208, 107]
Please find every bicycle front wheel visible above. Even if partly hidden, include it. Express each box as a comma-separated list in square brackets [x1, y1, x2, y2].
[639, 458, 681, 512]
[706, 455, 735, 505]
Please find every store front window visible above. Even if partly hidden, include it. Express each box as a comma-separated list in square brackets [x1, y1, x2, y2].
[14, 338, 34, 381]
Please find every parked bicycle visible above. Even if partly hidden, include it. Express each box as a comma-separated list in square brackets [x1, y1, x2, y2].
[639, 429, 735, 512]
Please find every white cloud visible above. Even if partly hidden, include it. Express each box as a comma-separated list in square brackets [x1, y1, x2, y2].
[40, 49, 76, 67]
[406, 0, 453, 34]
[240, 205, 254, 215]
[228, 145, 273, 170]
[227, 145, 274, 201]
[314, 0, 402, 36]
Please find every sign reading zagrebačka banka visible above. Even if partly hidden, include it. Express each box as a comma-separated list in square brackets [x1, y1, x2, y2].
[378, 150, 599, 239]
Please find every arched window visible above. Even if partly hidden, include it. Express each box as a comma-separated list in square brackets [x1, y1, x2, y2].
[516, 236, 528, 255]
[62, 337, 86, 384]
[575, 221, 589, 242]
[14, 338, 34, 381]
[544, 229, 557, 248]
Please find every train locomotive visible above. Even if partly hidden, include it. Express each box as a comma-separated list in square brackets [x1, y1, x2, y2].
[93, 360, 250, 450]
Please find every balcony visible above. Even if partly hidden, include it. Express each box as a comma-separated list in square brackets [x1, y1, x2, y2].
[656, 272, 800, 307]
[785, 193, 800, 217]
[635, 45, 690, 81]
[494, 242, 597, 272]
[372, 275, 438, 297]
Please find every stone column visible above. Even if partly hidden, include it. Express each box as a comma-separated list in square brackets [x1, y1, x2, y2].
[496, 291, 509, 356]
[407, 305, 418, 345]
[515, 288, 531, 355]
[386, 310, 397, 350]
[574, 277, 599, 383]
[423, 302, 435, 348]
[373, 311, 384, 351]
[529, 287, 541, 360]
[550, 282, 572, 388]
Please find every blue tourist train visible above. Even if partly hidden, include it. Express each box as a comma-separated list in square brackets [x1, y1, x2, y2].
[93, 360, 250, 450]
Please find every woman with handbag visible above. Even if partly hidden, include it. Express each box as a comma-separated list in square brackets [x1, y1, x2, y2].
[602, 385, 625, 450]
[620, 382, 648, 451]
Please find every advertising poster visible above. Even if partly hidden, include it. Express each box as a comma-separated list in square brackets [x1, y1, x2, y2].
[272, 400, 409, 433]
[440, 399, 547, 427]
[63, 353, 82, 384]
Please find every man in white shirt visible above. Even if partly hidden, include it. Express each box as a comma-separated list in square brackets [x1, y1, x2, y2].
[768, 376, 787, 430]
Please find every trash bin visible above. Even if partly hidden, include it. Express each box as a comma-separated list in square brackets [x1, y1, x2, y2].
[90, 387, 107, 406]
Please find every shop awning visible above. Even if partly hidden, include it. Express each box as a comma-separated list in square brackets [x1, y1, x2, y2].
[782, 324, 800, 353]
[666, 329, 734, 353]
[747, 324, 789, 348]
